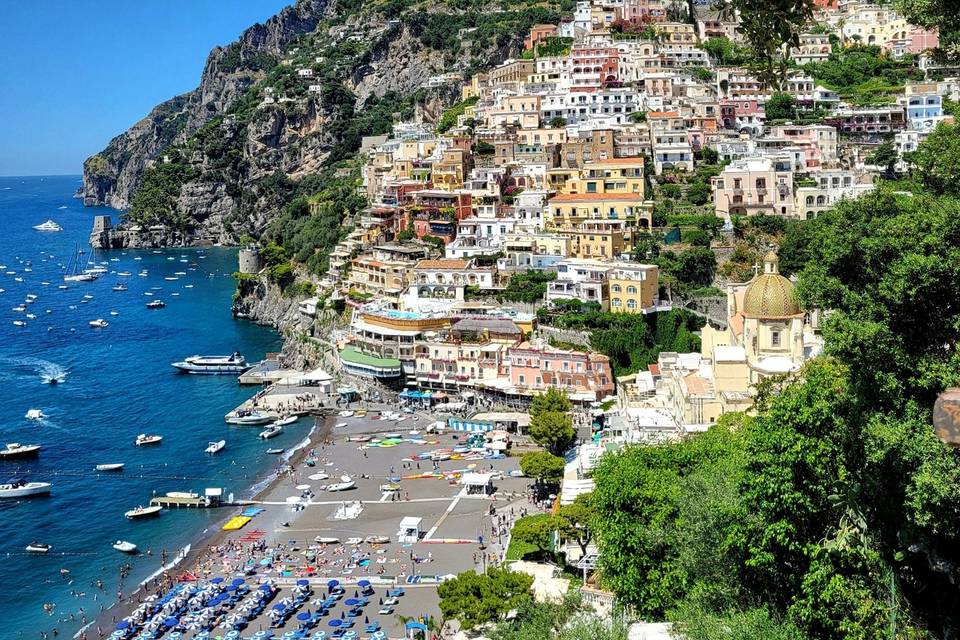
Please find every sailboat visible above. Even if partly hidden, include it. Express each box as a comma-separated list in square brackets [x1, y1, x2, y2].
[64, 245, 96, 282]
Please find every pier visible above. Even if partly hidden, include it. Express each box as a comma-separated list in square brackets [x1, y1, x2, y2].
[150, 488, 224, 508]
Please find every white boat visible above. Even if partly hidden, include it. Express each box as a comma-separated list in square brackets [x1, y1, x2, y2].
[0, 479, 51, 498]
[226, 412, 273, 426]
[134, 434, 162, 446]
[265, 448, 284, 454]
[112, 284, 127, 292]
[117, 271, 131, 276]
[172, 352, 250, 375]
[205, 439, 226, 454]
[165, 491, 198, 499]
[145, 300, 165, 309]
[0, 443, 41, 459]
[113, 540, 137, 553]
[336, 422, 348, 428]
[25, 409, 46, 420]
[314, 536, 340, 544]
[344, 537, 363, 545]
[33, 220, 62, 232]
[95, 463, 124, 472]
[326, 477, 356, 492]
[89, 319, 109, 328]
[125, 505, 162, 520]
[272, 415, 298, 427]
[338, 410, 354, 417]
[12, 320, 26, 327]
[25, 542, 51, 553]
[365, 535, 390, 544]
[259, 425, 283, 440]
[64, 273, 96, 282]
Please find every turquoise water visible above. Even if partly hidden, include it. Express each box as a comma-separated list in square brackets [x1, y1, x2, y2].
[0, 176, 295, 637]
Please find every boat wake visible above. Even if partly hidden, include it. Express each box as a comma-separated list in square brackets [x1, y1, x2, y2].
[7, 357, 69, 385]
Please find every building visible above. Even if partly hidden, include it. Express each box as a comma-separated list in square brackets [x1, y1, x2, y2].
[712, 157, 795, 218]
[508, 341, 614, 401]
[545, 258, 612, 309]
[607, 263, 659, 313]
[546, 192, 653, 229]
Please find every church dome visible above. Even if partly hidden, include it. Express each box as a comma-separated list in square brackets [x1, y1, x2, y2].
[741, 252, 801, 319]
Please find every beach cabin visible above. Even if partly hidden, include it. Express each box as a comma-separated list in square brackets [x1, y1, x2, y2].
[397, 516, 423, 543]
[460, 472, 496, 495]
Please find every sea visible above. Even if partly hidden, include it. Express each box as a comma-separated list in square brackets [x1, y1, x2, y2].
[0, 175, 291, 637]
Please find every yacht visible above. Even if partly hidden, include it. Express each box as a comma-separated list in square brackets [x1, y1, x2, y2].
[25, 542, 51, 553]
[89, 319, 109, 328]
[145, 300, 166, 309]
[124, 505, 162, 520]
[171, 352, 250, 375]
[0, 443, 41, 459]
[205, 439, 226, 454]
[259, 425, 283, 440]
[33, 220, 62, 232]
[226, 412, 273, 426]
[134, 434, 162, 446]
[0, 479, 51, 498]
[113, 540, 137, 553]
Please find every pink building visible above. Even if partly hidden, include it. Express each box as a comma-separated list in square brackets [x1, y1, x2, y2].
[571, 45, 622, 88]
[508, 342, 614, 400]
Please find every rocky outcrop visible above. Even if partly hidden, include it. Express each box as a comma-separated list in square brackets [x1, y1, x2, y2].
[81, 0, 332, 210]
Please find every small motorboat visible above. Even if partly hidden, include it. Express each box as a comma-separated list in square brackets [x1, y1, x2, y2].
[0, 479, 51, 499]
[338, 410, 354, 418]
[314, 536, 341, 544]
[0, 443, 41, 459]
[125, 505, 162, 520]
[205, 439, 226, 454]
[145, 300, 166, 309]
[272, 415, 298, 427]
[112, 284, 127, 292]
[95, 463, 124, 472]
[12, 320, 26, 327]
[259, 425, 283, 440]
[347, 435, 372, 442]
[89, 319, 109, 328]
[326, 476, 356, 492]
[344, 537, 363, 545]
[226, 412, 273, 426]
[26, 542, 52, 553]
[113, 540, 137, 553]
[25, 409, 46, 420]
[165, 491, 198, 499]
[336, 422, 348, 428]
[134, 434, 162, 446]
[379, 483, 401, 492]
[33, 220, 62, 232]
[265, 448, 284, 455]
[365, 535, 390, 544]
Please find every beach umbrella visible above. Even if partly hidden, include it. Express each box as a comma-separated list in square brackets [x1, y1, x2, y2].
[357, 580, 370, 587]
[232, 578, 246, 585]
[328, 619, 342, 628]
[272, 604, 286, 611]
[115, 621, 131, 630]
[226, 585, 238, 592]
[344, 599, 358, 606]
[211, 577, 224, 584]
[326, 579, 339, 588]
[260, 584, 273, 592]
[297, 579, 310, 586]
[163, 617, 179, 628]
[297, 612, 311, 621]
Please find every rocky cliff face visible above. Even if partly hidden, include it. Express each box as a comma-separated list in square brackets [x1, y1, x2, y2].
[82, 0, 332, 211]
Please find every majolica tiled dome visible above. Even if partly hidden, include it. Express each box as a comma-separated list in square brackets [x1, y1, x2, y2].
[741, 252, 801, 319]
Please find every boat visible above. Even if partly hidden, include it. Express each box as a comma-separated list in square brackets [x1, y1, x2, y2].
[125, 505, 162, 520]
[379, 483, 401, 492]
[205, 439, 226, 454]
[326, 476, 356, 492]
[272, 415, 298, 427]
[259, 425, 283, 440]
[113, 540, 137, 553]
[365, 535, 390, 544]
[0, 479, 51, 498]
[226, 412, 273, 426]
[112, 284, 127, 292]
[171, 352, 250, 375]
[347, 435, 372, 442]
[265, 448, 284, 454]
[12, 320, 26, 327]
[314, 536, 340, 544]
[0, 443, 41, 459]
[336, 422, 348, 428]
[145, 300, 166, 309]
[89, 319, 109, 328]
[25, 542, 51, 553]
[117, 271, 131, 277]
[25, 409, 46, 420]
[134, 434, 162, 446]
[64, 245, 97, 282]
[33, 220, 62, 232]
[344, 537, 363, 545]
[95, 463, 124, 472]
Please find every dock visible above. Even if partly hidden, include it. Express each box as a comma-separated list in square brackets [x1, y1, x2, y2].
[238, 359, 302, 385]
[150, 495, 211, 508]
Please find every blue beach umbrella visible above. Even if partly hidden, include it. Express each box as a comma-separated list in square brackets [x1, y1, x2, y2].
[297, 579, 310, 586]
[210, 577, 225, 584]
[297, 612, 311, 621]
[357, 580, 370, 587]
[232, 578, 246, 585]
[326, 579, 339, 588]
[273, 603, 286, 610]
[327, 619, 342, 628]
[344, 599, 358, 606]
[163, 617, 179, 628]
[260, 584, 274, 591]
[226, 584, 238, 592]
[116, 621, 131, 630]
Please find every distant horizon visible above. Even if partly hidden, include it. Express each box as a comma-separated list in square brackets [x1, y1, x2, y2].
[0, 1, 291, 176]
[0, 173, 82, 178]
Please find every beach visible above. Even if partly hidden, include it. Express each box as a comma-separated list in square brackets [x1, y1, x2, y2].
[79, 405, 530, 639]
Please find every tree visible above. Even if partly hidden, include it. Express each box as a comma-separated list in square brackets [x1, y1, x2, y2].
[867, 140, 898, 177]
[686, 181, 713, 206]
[549, 116, 568, 128]
[700, 146, 719, 165]
[557, 493, 596, 556]
[531, 388, 572, 417]
[765, 92, 797, 121]
[670, 246, 717, 287]
[520, 451, 566, 485]
[437, 568, 533, 629]
[529, 411, 575, 456]
[512, 514, 560, 556]
[905, 122, 960, 196]
[893, 0, 960, 55]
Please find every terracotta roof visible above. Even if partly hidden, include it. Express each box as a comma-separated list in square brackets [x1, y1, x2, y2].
[549, 193, 645, 203]
[414, 259, 470, 270]
[647, 111, 680, 118]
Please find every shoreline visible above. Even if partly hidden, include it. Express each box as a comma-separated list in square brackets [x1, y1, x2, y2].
[78, 415, 333, 639]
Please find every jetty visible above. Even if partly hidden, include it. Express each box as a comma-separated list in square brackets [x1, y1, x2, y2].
[150, 488, 224, 509]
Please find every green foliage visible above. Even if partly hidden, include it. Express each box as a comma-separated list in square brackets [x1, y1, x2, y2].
[765, 92, 797, 121]
[660, 183, 682, 199]
[893, 0, 960, 53]
[676, 604, 807, 640]
[690, 66, 714, 82]
[549, 116, 568, 128]
[519, 451, 566, 484]
[699, 37, 755, 66]
[489, 594, 631, 640]
[501, 269, 556, 303]
[529, 411, 574, 456]
[437, 96, 479, 133]
[538, 307, 703, 376]
[511, 514, 560, 557]
[126, 158, 199, 229]
[867, 141, 898, 176]
[803, 45, 921, 104]
[629, 111, 647, 123]
[437, 568, 533, 629]
[557, 493, 596, 556]
[531, 387, 573, 416]
[655, 247, 717, 288]
[475, 140, 495, 155]
[686, 181, 713, 206]
[904, 122, 960, 196]
[285, 279, 316, 298]
[723, 0, 815, 88]
[421, 235, 446, 250]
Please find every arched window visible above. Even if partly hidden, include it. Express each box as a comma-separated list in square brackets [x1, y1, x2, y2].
[627, 299, 637, 309]
[611, 284, 622, 293]
[627, 286, 637, 294]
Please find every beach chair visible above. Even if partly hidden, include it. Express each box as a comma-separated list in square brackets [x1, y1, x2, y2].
[363, 621, 381, 633]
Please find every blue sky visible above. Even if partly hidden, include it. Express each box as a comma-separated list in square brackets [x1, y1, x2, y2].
[0, 1, 293, 176]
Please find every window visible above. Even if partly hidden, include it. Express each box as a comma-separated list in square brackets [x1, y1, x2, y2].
[771, 330, 781, 347]
[627, 285, 637, 294]
[518, 374, 525, 384]
[627, 299, 637, 309]
[612, 298, 621, 307]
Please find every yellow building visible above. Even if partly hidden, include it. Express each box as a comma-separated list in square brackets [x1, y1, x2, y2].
[546, 193, 653, 229]
[566, 158, 646, 196]
[607, 262, 659, 313]
[555, 221, 632, 260]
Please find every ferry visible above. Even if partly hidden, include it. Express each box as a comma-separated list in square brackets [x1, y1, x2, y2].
[0, 443, 41, 459]
[171, 352, 250, 375]
[33, 220, 62, 232]
[0, 479, 51, 499]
